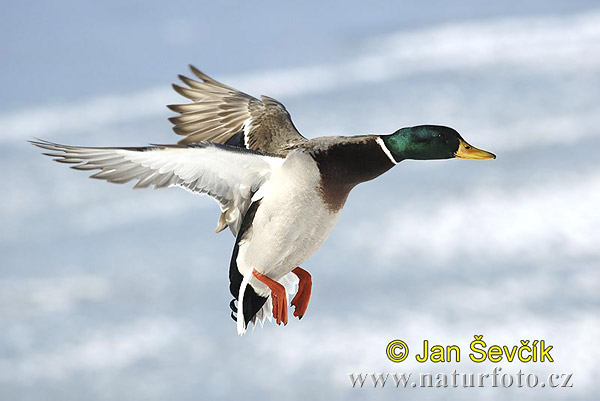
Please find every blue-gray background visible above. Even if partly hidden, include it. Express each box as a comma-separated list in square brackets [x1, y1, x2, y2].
[1, 1, 599, 400]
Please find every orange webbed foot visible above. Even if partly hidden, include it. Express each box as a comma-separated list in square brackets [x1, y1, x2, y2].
[291, 267, 312, 319]
[252, 270, 288, 325]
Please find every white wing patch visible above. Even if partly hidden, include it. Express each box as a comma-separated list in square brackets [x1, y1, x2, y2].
[32, 140, 284, 235]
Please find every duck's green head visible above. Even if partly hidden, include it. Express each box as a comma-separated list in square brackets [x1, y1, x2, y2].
[381, 125, 495, 162]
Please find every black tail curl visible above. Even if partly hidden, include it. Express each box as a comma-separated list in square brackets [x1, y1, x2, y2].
[228, 200, 268, 328]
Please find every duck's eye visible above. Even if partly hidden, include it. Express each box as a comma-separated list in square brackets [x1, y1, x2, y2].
[465, 145, 471, 149]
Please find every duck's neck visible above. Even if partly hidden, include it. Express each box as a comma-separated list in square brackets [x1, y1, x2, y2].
[311, 136, 396, 211]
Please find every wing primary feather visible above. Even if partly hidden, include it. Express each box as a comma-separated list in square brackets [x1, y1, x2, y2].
[167, 67, 307, 154]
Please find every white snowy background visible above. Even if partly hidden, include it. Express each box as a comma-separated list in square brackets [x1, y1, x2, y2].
[1, 1, 599, 400]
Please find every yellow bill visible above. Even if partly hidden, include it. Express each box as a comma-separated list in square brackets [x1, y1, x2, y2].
[455, 138, 496, 160]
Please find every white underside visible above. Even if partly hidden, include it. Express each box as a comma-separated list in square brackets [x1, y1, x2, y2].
[235, 150, 341, 334]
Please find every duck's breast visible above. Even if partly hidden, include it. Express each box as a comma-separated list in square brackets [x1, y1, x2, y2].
[236, 150, 342, 284]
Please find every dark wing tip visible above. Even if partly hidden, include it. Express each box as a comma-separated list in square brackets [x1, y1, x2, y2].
[189, 64, 208, 81]
[188, 65, 235, 90]
[166, 103, 182, 112]
[28, 138, 51, 146]
[177, 74, 193, 87]
[171, 84, 194, 100]
[29, 139, 62, 152]
[172, 126, 190, 136]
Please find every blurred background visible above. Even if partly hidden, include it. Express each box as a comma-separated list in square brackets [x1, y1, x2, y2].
[1, 1, 599, 399]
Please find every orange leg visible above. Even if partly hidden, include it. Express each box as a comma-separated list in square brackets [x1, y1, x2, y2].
[291, 267, 312, 319]
[253, 270, 288, 325]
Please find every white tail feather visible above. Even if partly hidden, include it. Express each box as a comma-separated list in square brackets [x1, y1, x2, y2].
[236, 270, 254, 336]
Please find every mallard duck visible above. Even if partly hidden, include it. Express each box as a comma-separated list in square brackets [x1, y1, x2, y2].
[31, 65, 495, 334]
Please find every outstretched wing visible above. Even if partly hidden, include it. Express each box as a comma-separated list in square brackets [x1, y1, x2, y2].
[31, 140, 284, 235]
[167, 65, 306, 155]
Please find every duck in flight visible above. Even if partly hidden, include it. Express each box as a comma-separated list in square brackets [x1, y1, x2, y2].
[31, 65, 496, 335]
